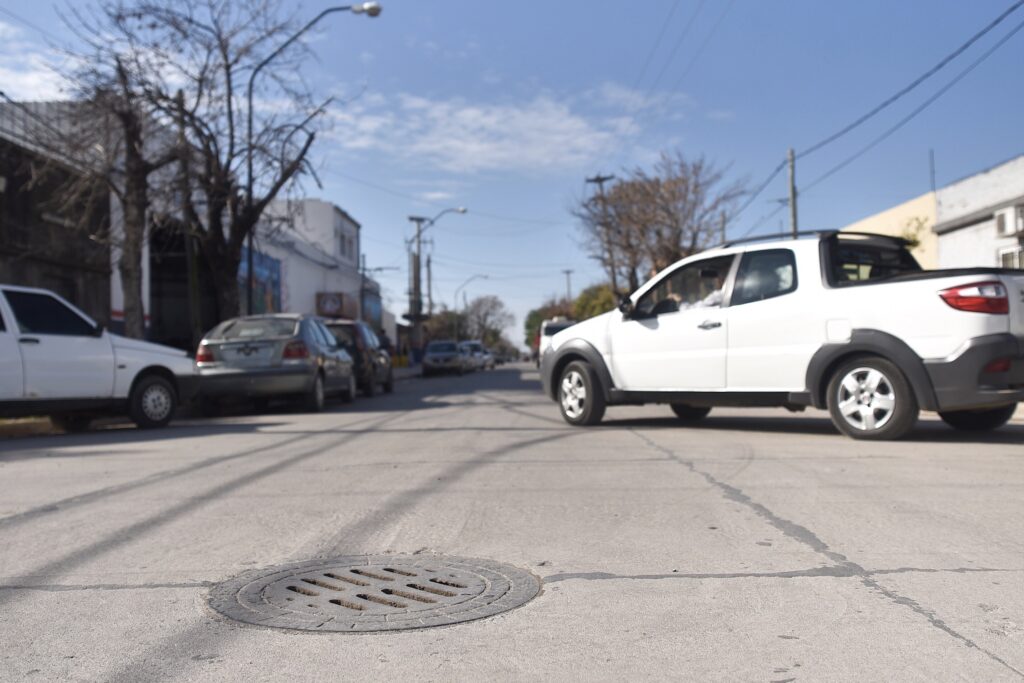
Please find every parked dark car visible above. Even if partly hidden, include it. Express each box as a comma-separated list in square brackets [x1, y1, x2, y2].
[322, 319, 394, 397]
[196, 314, 355, 412]
[422, 340, 470, 376]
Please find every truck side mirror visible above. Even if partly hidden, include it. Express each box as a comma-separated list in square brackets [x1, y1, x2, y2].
[618, 296, 634, 317]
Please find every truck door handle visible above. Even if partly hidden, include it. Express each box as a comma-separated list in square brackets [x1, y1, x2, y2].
[697, 321, 721, 330]
[18, 337, 40, 344]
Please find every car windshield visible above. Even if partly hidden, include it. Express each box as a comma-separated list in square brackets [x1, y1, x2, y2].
[212, 318, 298, 340]
[427, 342, 457, 353]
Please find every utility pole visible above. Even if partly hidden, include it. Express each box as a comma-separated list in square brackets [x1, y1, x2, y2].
[426, 253, 433, 316]
[406, 216, 430, 361]
[787, 148, 798, 238]
[360, 254, 367, 322]
[562, 269, 573, 302]
[585, 173, 618, 292]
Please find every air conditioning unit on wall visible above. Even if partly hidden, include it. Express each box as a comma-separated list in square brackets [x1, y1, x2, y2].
[995, 206, 1024, 237]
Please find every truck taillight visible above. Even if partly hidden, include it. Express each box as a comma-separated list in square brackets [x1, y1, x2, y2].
[939, 281, 1009, 314]
[283, 340, 310, 359]
[196, 345, 214, 363]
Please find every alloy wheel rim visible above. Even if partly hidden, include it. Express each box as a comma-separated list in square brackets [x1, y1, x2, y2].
[141, 385, 172, 422]
[560, 370, 587, 419]
[836, 367, 896, 431]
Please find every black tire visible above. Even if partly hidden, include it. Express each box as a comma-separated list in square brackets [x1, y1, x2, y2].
[303, 373, 325, 412]
[939, 403, 1017, 432]
[670, 404, 712, 422]
[826, 356, 918, 440]
[383, 369, 395, 394]
[341, 374, 356, 404]
[50, 414, 93, 433]
[129, 374, 177, 429]
[557, 360, 606, 426]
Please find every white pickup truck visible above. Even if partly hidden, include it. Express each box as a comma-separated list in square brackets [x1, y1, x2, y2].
[0, 284, 198, 431]
[540, 232, 1024, 440]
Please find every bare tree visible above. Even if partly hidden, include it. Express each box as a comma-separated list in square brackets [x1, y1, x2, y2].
[101, 0, 328, 321]
[575, 151, 746, 292]
[464, 295, 514, 347]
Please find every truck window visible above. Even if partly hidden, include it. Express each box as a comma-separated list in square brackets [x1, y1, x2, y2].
[731, 249, 797, 306]
[826, 238, 921, 286]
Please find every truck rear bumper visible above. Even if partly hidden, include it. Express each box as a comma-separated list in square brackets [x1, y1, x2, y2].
[924, 334, 1024, 411]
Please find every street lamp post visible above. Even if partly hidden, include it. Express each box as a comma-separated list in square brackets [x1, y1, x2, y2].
[406, 207, 466, 357]
[452, 274, 487, 341]
[245, 2, 382, 314]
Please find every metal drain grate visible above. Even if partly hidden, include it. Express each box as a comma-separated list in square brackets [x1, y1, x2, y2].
[208, 554, 541, 632]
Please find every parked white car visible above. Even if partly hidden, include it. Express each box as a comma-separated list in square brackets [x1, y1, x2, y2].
[0, 285, 198, 430]
[540, 232, 1024, 440]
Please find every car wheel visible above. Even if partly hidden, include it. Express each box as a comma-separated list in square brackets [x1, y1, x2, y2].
[51, 414, 93, 433]
[129, 375, 177, 429]
[342, 374, 356, 404]
[304, 373, 325, 412]
[826, 357, 918, 440]
[558, 360, 606, 426]
[670, 404, 712, 422]
[939, 403, 1017, 432]
[383, 369, 395, 393]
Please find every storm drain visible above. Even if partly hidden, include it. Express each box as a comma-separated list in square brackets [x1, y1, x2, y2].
[208, 554, 541, 632]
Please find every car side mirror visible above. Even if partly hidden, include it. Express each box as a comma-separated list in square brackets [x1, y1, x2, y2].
[92, 323, 105, 337]
[618, 296, 634, 317]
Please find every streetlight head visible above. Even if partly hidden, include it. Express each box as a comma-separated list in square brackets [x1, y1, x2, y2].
[456, 207, 468, 214]
[352, 2, 382, 17]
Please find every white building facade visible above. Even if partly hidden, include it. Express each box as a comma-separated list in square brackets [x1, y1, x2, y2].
[934, 155, 1024, 269]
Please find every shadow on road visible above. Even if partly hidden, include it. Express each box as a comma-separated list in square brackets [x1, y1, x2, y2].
[602, 412, 1024, 445]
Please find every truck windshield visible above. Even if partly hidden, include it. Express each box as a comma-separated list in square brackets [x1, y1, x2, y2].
[827, 238, 922, 286]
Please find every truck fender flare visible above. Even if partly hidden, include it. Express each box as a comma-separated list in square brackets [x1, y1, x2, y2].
[546, 340, 615, 403]
[805, 329, 938, 411]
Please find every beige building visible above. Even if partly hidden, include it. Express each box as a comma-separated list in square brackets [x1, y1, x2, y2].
[838, 191, 938, 269]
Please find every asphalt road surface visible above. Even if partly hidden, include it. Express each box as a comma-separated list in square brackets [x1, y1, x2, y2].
[2, 364, 1023, 681]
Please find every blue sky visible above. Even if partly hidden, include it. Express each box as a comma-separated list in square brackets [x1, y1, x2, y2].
[2, 0, 1023, 345]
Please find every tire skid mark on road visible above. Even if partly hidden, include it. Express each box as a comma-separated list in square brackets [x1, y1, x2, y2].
[0, 411, 406, 608]
[0, 412, 388, 531]
[303, 429, 586, 558]
[628, 428, 1024, 679]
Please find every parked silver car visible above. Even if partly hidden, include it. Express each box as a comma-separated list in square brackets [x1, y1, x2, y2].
[196, 314, 355, 412]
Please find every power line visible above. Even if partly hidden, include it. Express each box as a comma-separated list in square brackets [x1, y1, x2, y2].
[0, 6, 63, 43]
[630, 0, 683, 92]
[731, 158, 787, 221]
[665, 0, 736, 95]
[798, 0, 1024, 159]
[802, 13, 1024, 194]
[640, 0, 707, 102]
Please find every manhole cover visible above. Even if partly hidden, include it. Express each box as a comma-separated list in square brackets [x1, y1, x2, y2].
[208, 554, 541, 632]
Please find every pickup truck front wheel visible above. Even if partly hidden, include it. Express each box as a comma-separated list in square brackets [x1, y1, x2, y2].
[558, 360, 606, 426]
[827, 357, 918, 440]
[939, 403, 1016, 432]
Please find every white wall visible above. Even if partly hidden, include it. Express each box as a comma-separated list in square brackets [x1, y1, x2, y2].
[937, 218, 1021, 269]
[937, 156, 1024, 224]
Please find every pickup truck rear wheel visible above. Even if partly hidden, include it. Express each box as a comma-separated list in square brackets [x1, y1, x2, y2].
[129, 375, 177, 429]
[670, 404, 712, 422]
[827, 357, 918, 440]
[939, 403, 1016, 432]
[558, 360, 606, 426]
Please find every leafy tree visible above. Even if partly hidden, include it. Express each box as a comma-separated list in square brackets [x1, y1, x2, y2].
[573, 283, 617, 321]
[464, 295, 514, 347]
[523, 297, 571, 349]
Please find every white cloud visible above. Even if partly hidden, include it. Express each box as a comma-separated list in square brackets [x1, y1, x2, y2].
[0, 23, 69, 100]
[418, 190, 455, 202]
[706, 109, 736, 122]
[586, 82, 693, 114]
[327, 92, 631, 174]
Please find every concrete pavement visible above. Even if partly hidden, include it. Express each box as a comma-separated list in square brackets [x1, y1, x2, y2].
[1, 364, 1022, 680]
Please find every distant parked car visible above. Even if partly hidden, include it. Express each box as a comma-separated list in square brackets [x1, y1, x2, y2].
[423, 340, 469, 376]
[0, 284, 198, 430]
[482, 348, 497, 369]
[459, 340, 488, 370]
[322, 319, 394, 397]
[537, 317, 576, 366]
[197, 314, 355, 412]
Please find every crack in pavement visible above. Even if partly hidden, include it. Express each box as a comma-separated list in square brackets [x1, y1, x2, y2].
[629, 429, 1024, 679]
[544, 566, 1017, 583]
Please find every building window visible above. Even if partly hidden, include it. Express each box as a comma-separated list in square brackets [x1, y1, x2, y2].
[999, 246, 1022, 269]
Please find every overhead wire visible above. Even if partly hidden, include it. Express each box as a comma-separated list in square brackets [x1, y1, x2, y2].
[629, 0, 684, 92]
